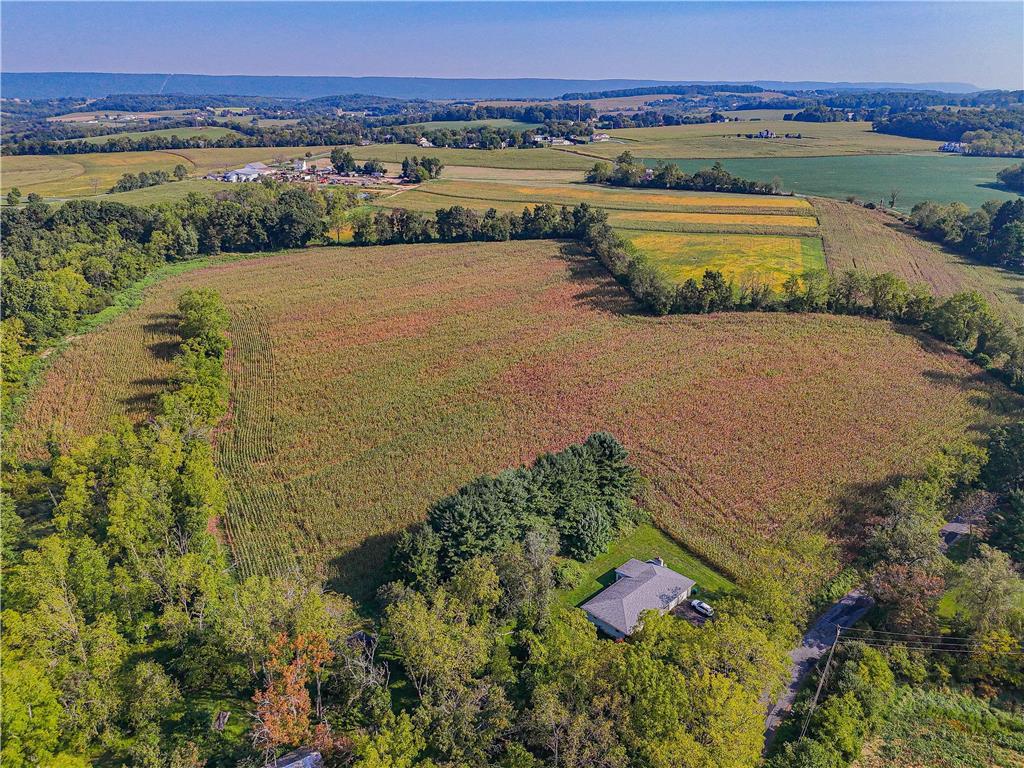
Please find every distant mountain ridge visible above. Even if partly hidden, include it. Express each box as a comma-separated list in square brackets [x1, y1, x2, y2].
[0, 72, 982, 100]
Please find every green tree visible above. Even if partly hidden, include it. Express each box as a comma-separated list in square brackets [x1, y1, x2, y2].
[988, 489, 1024, 564]
[6, 186, 22, 206]
[953, 544, 1024, 635]
[351, 712, 427, 768]
[0, 658, 61, 768]
[331, 147, 357, 174]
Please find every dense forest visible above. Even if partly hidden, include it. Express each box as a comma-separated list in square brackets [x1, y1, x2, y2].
[873, 108, 1024, 155]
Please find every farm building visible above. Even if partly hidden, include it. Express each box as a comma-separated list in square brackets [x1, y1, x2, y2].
[224, 162, 273, 182]
[265, 747, 323, 768]
[581, 558, 695, 639]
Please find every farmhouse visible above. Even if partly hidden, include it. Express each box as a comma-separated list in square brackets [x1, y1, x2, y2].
[940, 141, 966, 153]
[582, 558, 695, 639]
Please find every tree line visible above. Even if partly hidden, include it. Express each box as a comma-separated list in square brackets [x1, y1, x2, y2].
[909, 198, 1024, 270]
[396, 433, 643, 589]
[578, 207, 1024, 393]
[586, 152, 780, 194]
[996, 162, 1024, 193]
[350, 201, 608, 246]
[108, 164, 188, 193]
[873, 108, 1024, 156]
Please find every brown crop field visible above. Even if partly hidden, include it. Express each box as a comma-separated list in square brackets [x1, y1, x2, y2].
[17, 242, 1015, 600]
[814, 197, 1024, 325]
[20, 241, 1014, 597]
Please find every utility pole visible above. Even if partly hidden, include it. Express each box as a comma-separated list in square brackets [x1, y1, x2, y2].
[800, 625, 841, 739]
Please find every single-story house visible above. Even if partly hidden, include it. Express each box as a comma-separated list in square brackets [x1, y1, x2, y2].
[266, 747, 323, 768]
[581, 558, 695, 639]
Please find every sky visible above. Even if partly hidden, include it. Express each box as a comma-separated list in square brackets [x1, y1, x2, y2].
[2, 1, 1022, 90]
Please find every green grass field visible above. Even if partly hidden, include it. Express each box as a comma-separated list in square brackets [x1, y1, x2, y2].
[60, 126, 243, 145]
[623, 231, 826, 288]
[557, 523, 736, 609]
[555, 120, 939, 160]
[102, 178, 237, 204]
[0, 146, 332, 199]
[661, 155, 1021, 211]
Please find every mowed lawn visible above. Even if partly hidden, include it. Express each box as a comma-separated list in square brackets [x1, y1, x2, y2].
[557, 523, 736, 610]
[18, 241, 1015, 602]
[623, 231, 826, 289]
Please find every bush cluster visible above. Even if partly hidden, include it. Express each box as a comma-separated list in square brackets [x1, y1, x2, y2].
[586, 153, 780, 194]
[396, 432, 643, 586]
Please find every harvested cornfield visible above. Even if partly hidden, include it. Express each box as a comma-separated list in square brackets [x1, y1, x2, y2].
[18, 242, 1015, 600]
[813, 197, 1024, 324]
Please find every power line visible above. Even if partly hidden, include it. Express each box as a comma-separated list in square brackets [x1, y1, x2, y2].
[800, 625, 840, 739]
[830, 623, 984, 642]
[834, 638, 1024, 656]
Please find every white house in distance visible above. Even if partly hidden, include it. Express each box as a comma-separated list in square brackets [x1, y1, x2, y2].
[581, 558, 695, 639]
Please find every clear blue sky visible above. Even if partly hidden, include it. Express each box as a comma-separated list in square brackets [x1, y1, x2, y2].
[2, 1, 1021, 89]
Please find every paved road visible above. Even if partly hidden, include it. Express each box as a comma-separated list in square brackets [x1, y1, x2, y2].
[763, 589, 874, 745]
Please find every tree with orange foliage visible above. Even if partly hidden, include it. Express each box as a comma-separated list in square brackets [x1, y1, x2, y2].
[251, 632, 335, 760]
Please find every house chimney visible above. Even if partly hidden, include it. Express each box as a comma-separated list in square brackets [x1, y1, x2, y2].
[648, 557, 665, 567]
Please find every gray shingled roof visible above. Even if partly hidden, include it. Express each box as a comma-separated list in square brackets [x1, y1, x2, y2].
[582, 559, 695, 636]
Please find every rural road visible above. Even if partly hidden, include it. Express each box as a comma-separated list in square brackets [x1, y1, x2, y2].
[763, 588, 874, 745]
[764, 494, 993, 746]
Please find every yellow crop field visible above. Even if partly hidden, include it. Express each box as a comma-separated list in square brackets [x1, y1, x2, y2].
[607, 210, 817, 227]
[387, 179, 812, 214]
[624, 231, 827, 288]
